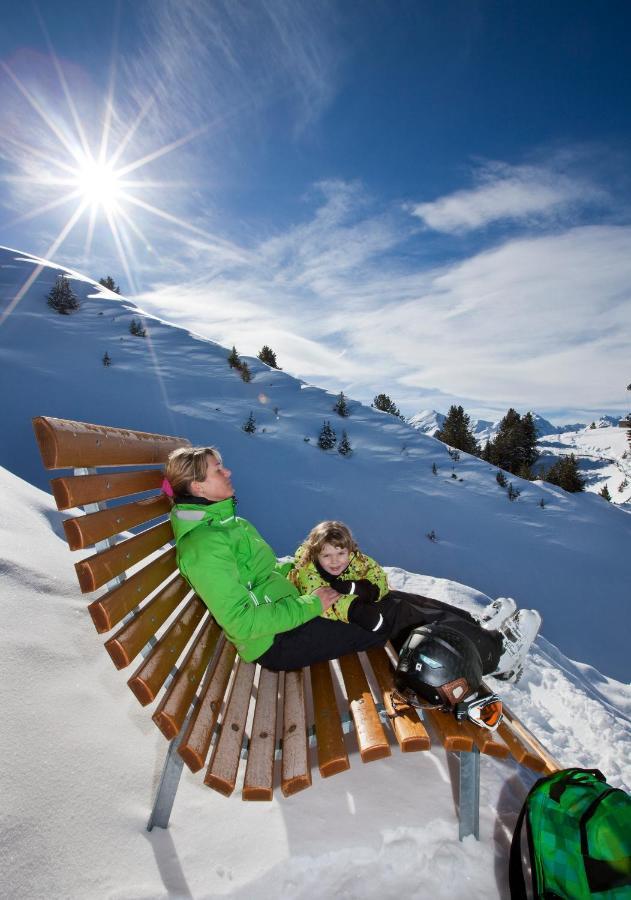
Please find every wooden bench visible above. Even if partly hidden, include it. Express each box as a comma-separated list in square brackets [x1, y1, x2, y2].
[32, 415, 560, 840]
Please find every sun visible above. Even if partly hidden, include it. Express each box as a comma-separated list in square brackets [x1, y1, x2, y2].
[74, 158, 122, 212]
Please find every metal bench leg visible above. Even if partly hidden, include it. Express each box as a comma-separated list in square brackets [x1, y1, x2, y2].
[458, 748, 480, 841]
[147, 735, 186, 832]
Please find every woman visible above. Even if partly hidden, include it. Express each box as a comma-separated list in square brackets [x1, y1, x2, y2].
[165, 446, 540, 679]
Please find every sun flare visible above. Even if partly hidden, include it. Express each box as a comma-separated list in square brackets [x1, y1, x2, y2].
[75, 158, 122, 212]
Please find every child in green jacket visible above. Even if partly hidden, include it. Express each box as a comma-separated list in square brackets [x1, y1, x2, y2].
[289, 521, 389, 628]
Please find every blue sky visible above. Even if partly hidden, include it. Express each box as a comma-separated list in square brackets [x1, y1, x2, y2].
[1, 0, 631, 422]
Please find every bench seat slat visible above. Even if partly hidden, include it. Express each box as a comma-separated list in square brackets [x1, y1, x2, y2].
[281, 669, 312, 797]
[33, 415, 190, 469]
[64, 494, 170, 551]
[243, 667, 280, 801]
[424, 708, 474, 752]
[205, 660, 256, 797]
[338, 653, 391, 762]
[127, 597, 207, 706]
[496, 722, 548, 772]
[366, 647, 430, 752]
[309, 661, 350, 778]
[75, 520, 174, 593]
[88, 548, 178, 633]
[50, 470, 164, 511]
[104, 575, 190, 669]
[501, 705, 561, 774]
[152, 618, 223, 740]
[456, 718, 510, 758]
[178, 639, 235, 772]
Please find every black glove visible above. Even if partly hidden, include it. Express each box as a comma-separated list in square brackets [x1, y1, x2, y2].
[348, 597, 386, 633]
[330, 578, 380, 603]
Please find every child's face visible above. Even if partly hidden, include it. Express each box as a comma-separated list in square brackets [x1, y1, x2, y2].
[317, 543, 350, 576]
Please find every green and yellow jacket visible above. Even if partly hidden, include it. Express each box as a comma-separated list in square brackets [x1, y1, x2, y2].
[288, 545, 389, 623]
[170, 498, 323, 662]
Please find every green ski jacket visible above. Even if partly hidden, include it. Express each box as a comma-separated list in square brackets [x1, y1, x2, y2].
[170, 498, 323, 661]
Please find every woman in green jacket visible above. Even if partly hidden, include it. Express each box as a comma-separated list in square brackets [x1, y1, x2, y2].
[165, 446, 539, 678]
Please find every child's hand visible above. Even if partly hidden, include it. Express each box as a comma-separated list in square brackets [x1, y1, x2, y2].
[348, 598, 385, 632]
[330, 578, 380, 603]
[313, 586, 340, 611]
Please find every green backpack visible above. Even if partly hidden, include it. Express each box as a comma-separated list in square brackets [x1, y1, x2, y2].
[509, 768, 631, 899]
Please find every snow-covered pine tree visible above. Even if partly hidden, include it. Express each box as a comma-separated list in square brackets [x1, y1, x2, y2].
[46, 275, 80, 315]
[545, 454, 586, 492]
[338, 431, 352, 455]
[99, 275, 121, 293]
[102, 352, 111, 367]
[242, 411, 256, 433]
[599, 484, 611, 501]
[372, 393, 402, 418]
[435, 405, 479, 455]
[240, 361, 252, 382]
[318, 420, 337, 450]
[129, 318, 146, 337]
[227, 346, 241, 369]
[257, 345, 279, 368]
[333, 391, 350, 417]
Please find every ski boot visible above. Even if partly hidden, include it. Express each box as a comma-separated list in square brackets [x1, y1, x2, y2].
[492, 609, 542, 683]
[478, 597, 517, 631]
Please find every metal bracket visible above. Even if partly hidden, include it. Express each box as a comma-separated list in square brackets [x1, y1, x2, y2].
[146, 702, 197, 831]
[458, 747, 480, 840]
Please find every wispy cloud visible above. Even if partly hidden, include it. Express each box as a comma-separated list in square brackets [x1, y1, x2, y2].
[136, 177, 631, 419]
[410, 161, 605, 234]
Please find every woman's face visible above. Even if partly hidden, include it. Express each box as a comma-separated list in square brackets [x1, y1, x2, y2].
[317, 543, 350, 576]
[191, 454, 234, 501]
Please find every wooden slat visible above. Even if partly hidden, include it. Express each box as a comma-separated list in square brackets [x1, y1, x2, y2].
[88, 548, 178, 633]
[243, 668, 279, 800]
[152, 618, 223, 740]
[497, 721, 547, 773]
[104, 575, 190, 669]
[456, 718, 510, 758]
[309, 661, 350, 777]
[338, 653, 391, 762]
[50, 469, 164, 511]
[64, 494, 170, 551]
[178, 639, 236, 772]
[204, 660, 256, 797]
[281, 669, 312, 797]
[127, 597, 206, 705]
[366, 648, 430, 752]
[424, 708, 474, 752]
[32, 415, 189, 470]
[75, 520, 174, 593]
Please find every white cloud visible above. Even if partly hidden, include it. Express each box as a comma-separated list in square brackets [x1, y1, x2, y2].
[410, 162, 604, 234]
[136, 180, 631, 420]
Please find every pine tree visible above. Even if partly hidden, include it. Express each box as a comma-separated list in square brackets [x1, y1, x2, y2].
[240, 361, 252, 383]
[102, 352, 111, 367]
[129, 318, 146, 337]
[432, 462, 438, 475]
[436, 405, 479, 455]
[338, 431, 352, 456]
[372, 393, 402, 418]
[227, 346, 241, 369]
[99, 276, 121, 293]
[545, 454, 586, 493]
[46, 276, 80, 315]
[485, 408, 539, 474]
[599, 484, 611, 501]
[333, 392, 350, 417]
[496, 470, 507, 488]
[242, 411, 256, 433]
[257, 345, 279, 369]
[507, 482, 521, 501]
[318, 420, 337, 450]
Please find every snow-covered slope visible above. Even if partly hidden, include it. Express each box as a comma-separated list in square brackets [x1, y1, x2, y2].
[1, 465, 629, 900]
[1, 246, 630, 682]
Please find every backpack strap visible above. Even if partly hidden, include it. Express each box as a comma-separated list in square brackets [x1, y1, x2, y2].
[508, 800, 530, 900]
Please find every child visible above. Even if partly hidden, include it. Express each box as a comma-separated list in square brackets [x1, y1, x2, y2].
[289, 520, 541, 683]
[289, 521, 388, 626]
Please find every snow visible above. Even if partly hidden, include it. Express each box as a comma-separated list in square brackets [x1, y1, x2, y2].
[1, 246, 631, 898]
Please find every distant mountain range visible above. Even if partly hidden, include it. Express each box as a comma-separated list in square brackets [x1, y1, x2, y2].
[407, 409, 622, 443]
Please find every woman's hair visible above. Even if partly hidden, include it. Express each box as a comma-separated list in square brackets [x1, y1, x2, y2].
[164, 446, 222, 500]
[298, 521, 358, 567]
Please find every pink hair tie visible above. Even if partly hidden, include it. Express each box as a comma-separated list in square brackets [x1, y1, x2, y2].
[161, 477, 175, 498]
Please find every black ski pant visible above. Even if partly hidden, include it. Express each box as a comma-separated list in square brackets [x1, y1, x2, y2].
[256, 590, 502, 673]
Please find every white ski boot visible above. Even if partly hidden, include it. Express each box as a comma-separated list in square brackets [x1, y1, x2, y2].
[478, 597, 517, 631]
[492, 609, 542, 683]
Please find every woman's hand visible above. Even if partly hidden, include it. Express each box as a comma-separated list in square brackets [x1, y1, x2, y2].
[313, 586, 340, 611]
